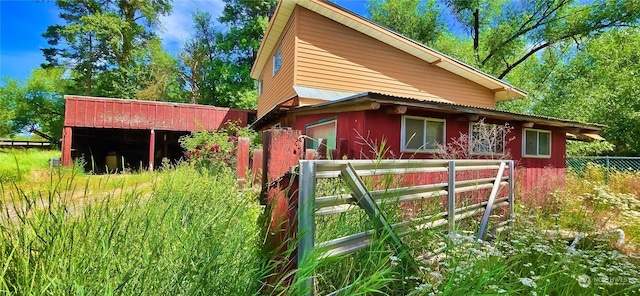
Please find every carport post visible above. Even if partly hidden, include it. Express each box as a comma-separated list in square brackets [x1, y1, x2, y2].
[62, 126, 73, 166]
[149, 129, 155, 171]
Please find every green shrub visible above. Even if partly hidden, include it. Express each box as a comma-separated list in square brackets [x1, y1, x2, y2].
[179, 121, 260, 172]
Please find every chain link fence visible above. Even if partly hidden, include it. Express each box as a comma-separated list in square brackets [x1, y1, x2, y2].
[566, 156, 640, 174]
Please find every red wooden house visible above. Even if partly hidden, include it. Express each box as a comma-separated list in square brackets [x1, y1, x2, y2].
[250, 0, 603, 191]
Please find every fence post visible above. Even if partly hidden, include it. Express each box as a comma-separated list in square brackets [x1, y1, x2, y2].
[448, 160, 456, 234]
[61, 126, 73, 166]
[251, 149, 263, 186]
[263, 173, 300, 293]
[508, 160, 515, 229]
[236, 137, 250, 187]
[605, 156, 611, 183]
[298, 161, 316, 295]
[261, 129, 303, 198]
[260, 129, 303, 293]
[148, 129, 155, 172]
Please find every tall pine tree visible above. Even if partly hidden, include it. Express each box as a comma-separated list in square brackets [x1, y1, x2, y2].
[42, 0, 172, 97]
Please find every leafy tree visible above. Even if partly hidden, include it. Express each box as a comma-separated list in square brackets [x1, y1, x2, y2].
[368, 0, 640, 79]
[134, 38, 184, 101]
[42, 0, 172, 96]
[368, 0, 442, 45]
[177, 1, 276, 108]
[0, 68, 70, 140]
[531, 28, 640, 155]
[180, 11, 221, 105]
[566, 140, 614, 156]
[214, 0, 278, 109]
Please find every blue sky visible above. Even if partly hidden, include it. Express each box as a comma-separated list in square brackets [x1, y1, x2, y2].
[0, 0, 369, 82]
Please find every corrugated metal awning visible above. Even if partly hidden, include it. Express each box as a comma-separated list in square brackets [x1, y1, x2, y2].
[293, 86, 360, 101]
[289, 92, 605, 131]
[567, 133, 606, 142]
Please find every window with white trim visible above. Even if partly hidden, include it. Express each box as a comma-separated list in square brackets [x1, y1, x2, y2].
[273, 45, 282, 75]
[402, 116, 445, 151]
[305, 119, 337, 153]
[524, 129, 551, 157]
[470, 122, 505, 155]
[257, 80, 263, 96]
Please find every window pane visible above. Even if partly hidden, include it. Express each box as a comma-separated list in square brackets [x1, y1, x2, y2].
[306, 121, 336, 151]
[404, 118, 424, 150]
[425, 121, 444, 150]
[538, 132, 550, 156]
[273, 47, 282, 74]
[525, 130, 537, 155]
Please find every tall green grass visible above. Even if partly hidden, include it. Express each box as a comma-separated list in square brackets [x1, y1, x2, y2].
[1, 154, 639, 295]
[0, 149, 60, 182]
[0, 164, 262, 295]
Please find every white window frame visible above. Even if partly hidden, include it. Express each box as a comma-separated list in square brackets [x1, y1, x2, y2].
[272, 45, 282, 76]
[401, 115, 446, 152]
[469, 122, 505, 156]
[523, 128, 552, 158]
[305, 119, 337, 151]
[257, 80, 263, 96]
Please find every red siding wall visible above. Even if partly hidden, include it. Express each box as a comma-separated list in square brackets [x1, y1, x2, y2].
[294, 109, 566, 169]
[64, 96, 250, 131]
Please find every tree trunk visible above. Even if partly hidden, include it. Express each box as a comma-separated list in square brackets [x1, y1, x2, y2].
[473, 8, 480, 65]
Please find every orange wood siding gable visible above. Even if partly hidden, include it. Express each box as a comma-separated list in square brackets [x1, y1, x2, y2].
[256, 10, 298, 118]
[295, 7, 495, 109]
[252, 0, 528, 119]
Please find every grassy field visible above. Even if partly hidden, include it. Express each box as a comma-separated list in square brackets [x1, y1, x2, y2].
[0, 149, 61, 182]
[1, 149, 639, 295]
[1, 160, 262, 294]
[0, 149, 158, 208]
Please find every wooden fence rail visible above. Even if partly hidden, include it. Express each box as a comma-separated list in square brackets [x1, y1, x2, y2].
[0, 140, 51, 148]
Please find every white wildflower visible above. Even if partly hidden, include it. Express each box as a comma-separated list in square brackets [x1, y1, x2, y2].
[520, 277, 537, 288]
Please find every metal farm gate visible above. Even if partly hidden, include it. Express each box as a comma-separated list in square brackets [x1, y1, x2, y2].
[295, 159, 515, 294]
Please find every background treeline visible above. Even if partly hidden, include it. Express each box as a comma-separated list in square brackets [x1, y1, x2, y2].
[1, 0, 639, 155]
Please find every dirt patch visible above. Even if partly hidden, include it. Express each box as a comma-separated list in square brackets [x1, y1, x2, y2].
[1, 178, 155, 222]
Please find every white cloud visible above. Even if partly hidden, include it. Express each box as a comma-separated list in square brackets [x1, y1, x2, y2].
[158, 0, 226, 54]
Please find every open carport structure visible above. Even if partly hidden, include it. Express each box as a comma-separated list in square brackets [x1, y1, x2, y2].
[61, 95, 252, 172]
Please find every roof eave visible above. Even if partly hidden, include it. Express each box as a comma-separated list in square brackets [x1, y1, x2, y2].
[290, 93, 604, 131]
[250, 0, 297, 79]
